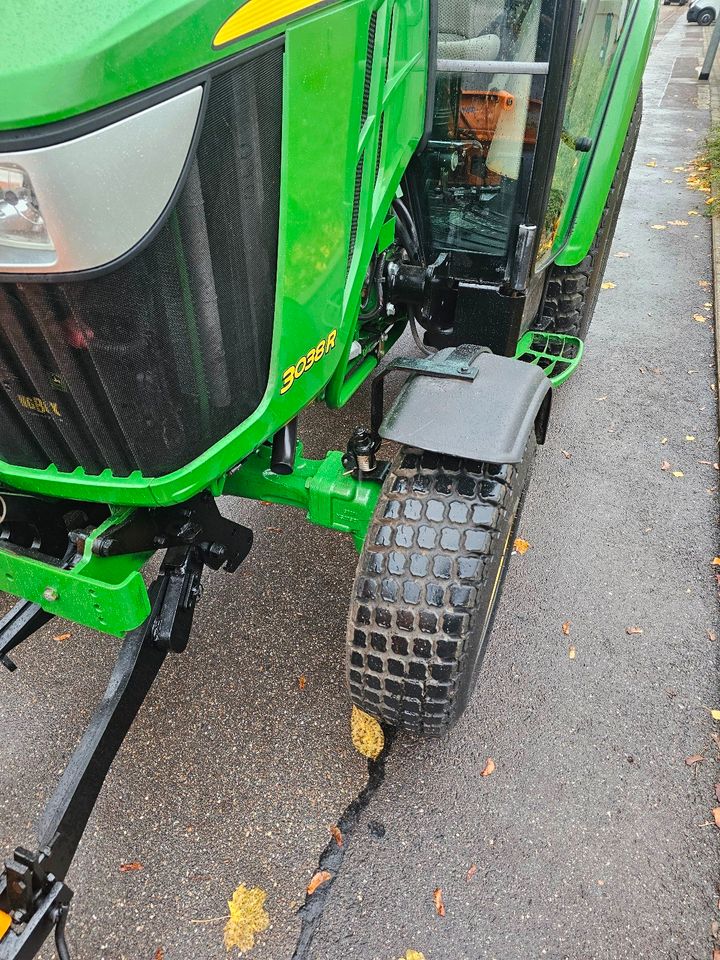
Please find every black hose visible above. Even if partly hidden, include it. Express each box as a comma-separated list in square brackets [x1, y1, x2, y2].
[53, 905, 72, 960]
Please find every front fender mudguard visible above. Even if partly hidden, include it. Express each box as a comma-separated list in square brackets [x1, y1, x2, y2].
[380, 351, 551, 465]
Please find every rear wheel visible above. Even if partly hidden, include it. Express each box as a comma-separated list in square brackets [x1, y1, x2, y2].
[698, 8, 714, 23]
[534, 90, 642, 340]
[346, 439, 535, 736]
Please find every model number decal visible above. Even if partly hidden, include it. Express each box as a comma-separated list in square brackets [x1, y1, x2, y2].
[280, 330, 337, 395]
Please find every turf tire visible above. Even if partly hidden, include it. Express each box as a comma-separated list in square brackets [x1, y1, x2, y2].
[534, 90, 643, 340]
[346, 439, 535, 737]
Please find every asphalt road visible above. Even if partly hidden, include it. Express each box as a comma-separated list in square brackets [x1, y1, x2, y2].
[1, 9, 718, 960]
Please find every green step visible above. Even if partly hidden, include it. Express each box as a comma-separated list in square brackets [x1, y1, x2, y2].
[514, 331, 584, 386]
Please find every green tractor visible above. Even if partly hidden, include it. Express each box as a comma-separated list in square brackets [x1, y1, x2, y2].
[0, 0, 655, 954]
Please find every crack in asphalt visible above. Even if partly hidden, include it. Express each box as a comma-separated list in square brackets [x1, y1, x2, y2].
[291, 730, 396, 960]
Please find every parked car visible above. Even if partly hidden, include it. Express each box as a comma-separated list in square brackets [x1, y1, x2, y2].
[664, 0, 688, 6]
[688, 0, 717, 23]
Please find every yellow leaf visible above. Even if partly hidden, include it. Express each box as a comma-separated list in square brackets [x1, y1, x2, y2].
[601, 281, 616, 290]
[613, 251, 630, 258]
[645, 160, 657, 167]
[651, 224, 667, 230]
[224, 885, 270, 953]
[306, 870, 332, 896]
[688, 210, 700, 216]
[568, 645, 577, 660]
[693, 314, 707, 323]
[673, 166, 687, 172]
[350, 704, 384, 760]
[480, 757, 496, 777]
[711, 710, 720, 721]
[513, 537, 530, 555]
[686, 435, 696, 441]
[711, 557, 720, 566]
[672, 471, 684, 478]
[667, 220, 689, 226]
[707, 196, 719, 205]
[660, 437, 668, 445]
[699, 279, 711, 287]
[662, 178, 674, 183]
[398, 952, 426, 960]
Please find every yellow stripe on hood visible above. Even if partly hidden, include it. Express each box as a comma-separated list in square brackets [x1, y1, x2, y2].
[214, 0, 333, 48]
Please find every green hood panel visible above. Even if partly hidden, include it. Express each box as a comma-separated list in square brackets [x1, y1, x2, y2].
[1, 0, 278, 130]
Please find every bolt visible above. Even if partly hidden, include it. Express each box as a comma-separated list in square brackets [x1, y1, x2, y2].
[43, 587, 58, 602]
[459, 365, 471, 374]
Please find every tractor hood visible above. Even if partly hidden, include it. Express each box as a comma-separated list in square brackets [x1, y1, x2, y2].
[0, 0, 262, 132]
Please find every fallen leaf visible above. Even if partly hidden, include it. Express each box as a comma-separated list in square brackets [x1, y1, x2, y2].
[661, 437, 668, 445]
[53, 632, 71, 643]
[672, 471, 684, 478]
[561, 449, 572, 459]
[562, 621, 571, 636]
[513, 538, 530, 555]
[685, 754, 705, 766]
[433, 888, 446, 917]
[705, 302, 714, 308]
[663, 178, 674, 183]
[661, 460, 671, 471]
[480, 758, 496, 778]
[266, 526, 283, 533]
[224, 884, 270, 952]
[673, 165, 687, 172]
[709, 630, 718, 642]
[693, 313, 708, 323]
[398, 952, 426, 960]
[699, 279, 711, 287]
[686, 435, 696, 441]
[667, 219, 689, 226]
[707, 196, 719, 205]
[688, 209, 700, 215]
[625, 626, 643, 636]
[712, 710, 720, 721]
[306, 870, 332, 896]
[712, 558, 720, 566]
[119, 861, 143, 872]
[350, 704, 384, 760]
[154, 950, 165, 960]
[568, 645, 577, 660]
[601, 281, 616, 290]
[651, 224, 667, 230]
[645, 159, 657, 167]
[330, 825, 343, 847]
[466, 864, 478, 882]
[713, 809, 720, 829]
[298, 675, 306, 690]
[613, 251, 630, 258]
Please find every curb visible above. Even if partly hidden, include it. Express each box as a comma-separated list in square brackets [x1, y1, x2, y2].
[700, 28, 720, 419]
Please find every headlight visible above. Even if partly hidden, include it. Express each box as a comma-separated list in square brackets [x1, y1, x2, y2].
[0, 163, 54, 250]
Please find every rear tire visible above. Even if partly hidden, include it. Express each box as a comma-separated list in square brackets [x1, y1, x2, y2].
[698, 9, 714, 24]
[534, 90, 642, 340]
[346, 440, 535, 736]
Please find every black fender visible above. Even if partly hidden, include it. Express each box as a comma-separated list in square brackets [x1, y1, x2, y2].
[379, 349, 552, 465]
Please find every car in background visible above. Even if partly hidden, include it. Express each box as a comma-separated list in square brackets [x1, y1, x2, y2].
[687, 0, 717, 23]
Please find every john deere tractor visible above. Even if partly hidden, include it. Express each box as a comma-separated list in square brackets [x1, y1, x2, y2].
[0, 0, 656, 954]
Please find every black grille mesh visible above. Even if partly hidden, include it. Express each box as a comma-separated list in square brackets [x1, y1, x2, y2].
[0, 46, 283, 478]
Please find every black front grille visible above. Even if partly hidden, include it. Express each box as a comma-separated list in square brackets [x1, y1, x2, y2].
[0, 46, 283, 478]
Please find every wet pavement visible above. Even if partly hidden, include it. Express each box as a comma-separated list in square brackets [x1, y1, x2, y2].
[1, 8, 719, 960]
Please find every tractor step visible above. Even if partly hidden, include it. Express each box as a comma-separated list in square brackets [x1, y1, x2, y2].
[514, 331, 584, 386]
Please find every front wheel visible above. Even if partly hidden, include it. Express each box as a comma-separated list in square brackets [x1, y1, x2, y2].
[346, 439, 535, 737]
[698, 8, 715, 23]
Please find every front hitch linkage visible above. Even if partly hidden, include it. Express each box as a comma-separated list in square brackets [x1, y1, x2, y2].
[0, 508, 252, 959]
